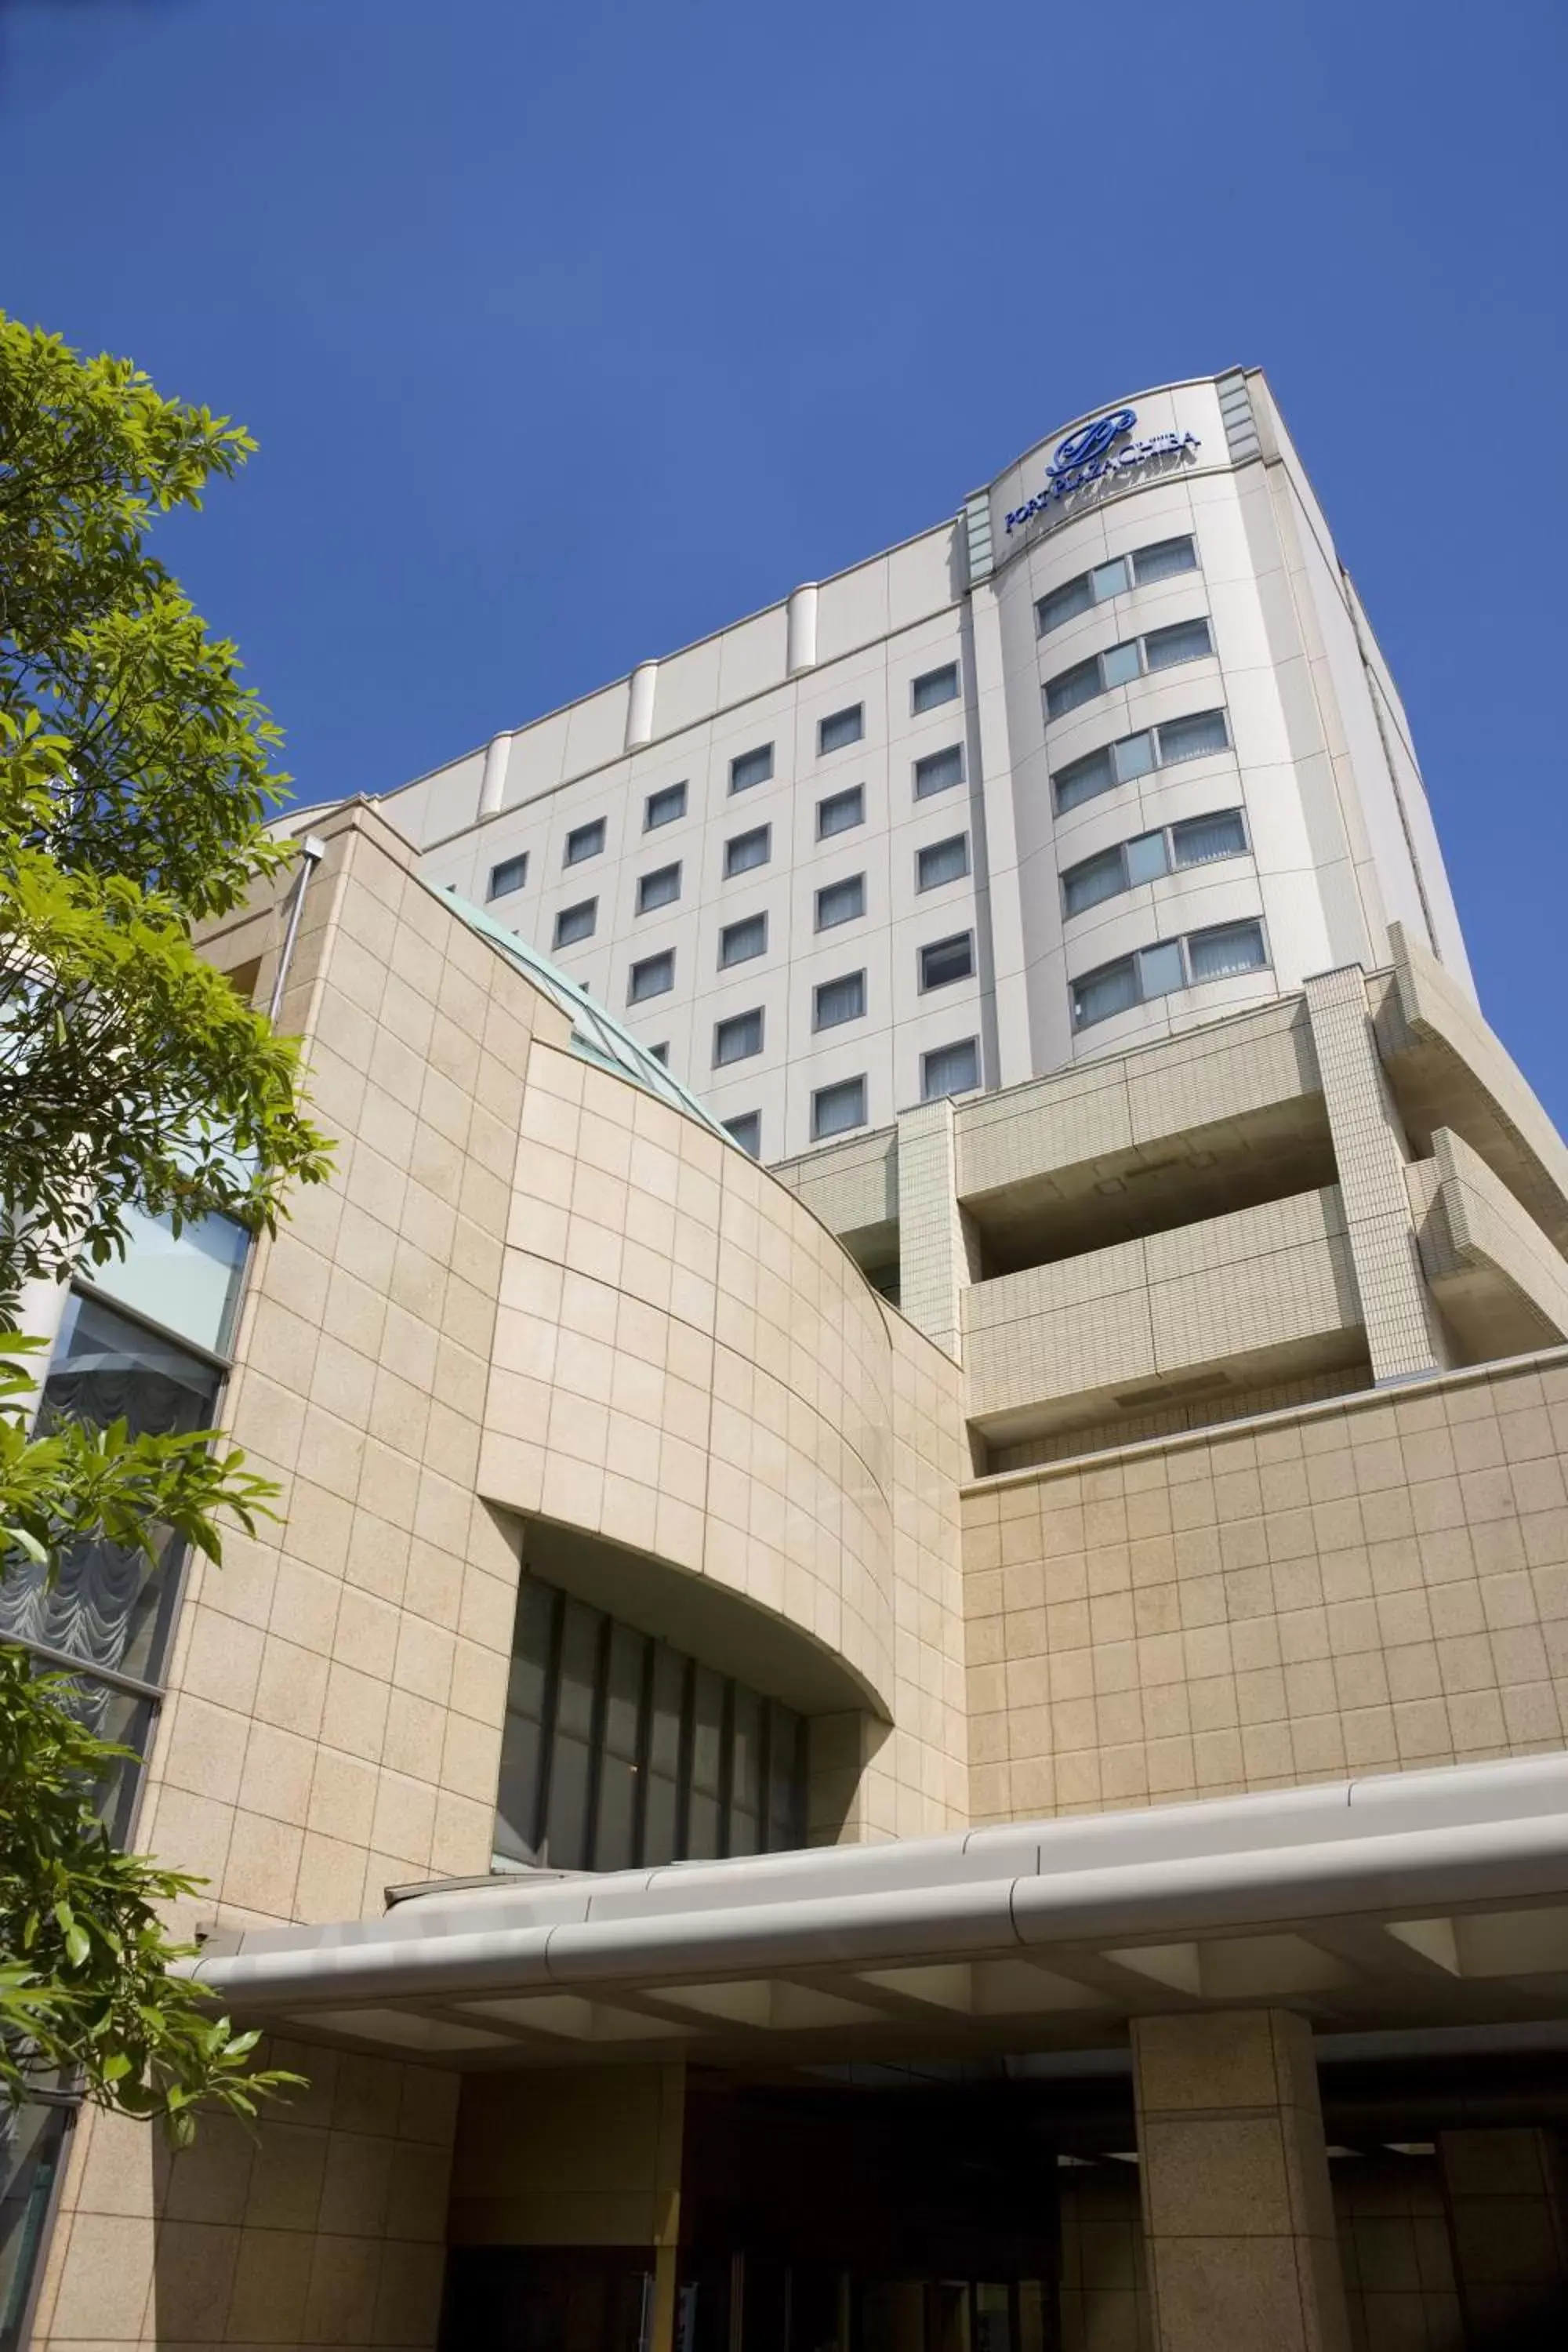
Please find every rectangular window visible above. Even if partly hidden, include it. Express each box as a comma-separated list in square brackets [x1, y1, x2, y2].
[724, 824, 771, 877]
[1171, 808, 1247, 866]
[719, 912, 767, 967]
[914, 744, 964, 798]
[817, 784, 864, 840]
[919, 932, 974, 990]
[1113, 728, 1157, 782]
[916, 833, 969, 891]
[714, 1008, 764, 1065]
[813, 971, 866, 1030]
[1062, 844, 1127, 916]
[1100, 638, 1142, 688]
[818, 704, 863, 756]
[912, 662, 960, 714]
[1142, 616, 1213, 672]
[1044, 656, 1102, 720]
[1036, 574, 1096, 636]
[1124, 829, 1171, 885]
[1052, 745, 1116, 813]
[1091, 557, 1131, 601]
[487, 854, 528, 900]
[1133, 533, 1197, 584]
[637, 862, 681, 914]
[1138, 939, 1185, 998]
[1072, 955, 1139, 1029]
[724, 1112, 762, 1158]
[554, 898, 597, 948]
[815, 874, 865, 930]
[644, 781, 688, 829]
[811, 1076, 866, 1140]
[1186, 918, 1267, 981]
[921, 1037, 979, 1101]
[564, 817, 605, 866]
[1157, 707, 1229, 764]
[628, 950, 674, 1003]
[730, 742, 774, 793]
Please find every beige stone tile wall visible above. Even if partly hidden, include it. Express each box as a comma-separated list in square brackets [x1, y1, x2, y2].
[477, 1039, 969, 1838]
[143, 804, 546, 1930]
[989, 1366, 1369, 1475]
[769, 1124, 898, 1243]
[1058, 2169, 1152, 2352]
[1304, 966, 1447, 1384]
[894, 1098, 977, 1363]
[962, 1188, 1358, 1432]
[964, 1349, 1568, 1822]
[34, 2046, 456, 2352]
[1420, 1127, 1568, 1345]
[1333, 2153, 1460, 2352]
[955, 996, 1319, 1201]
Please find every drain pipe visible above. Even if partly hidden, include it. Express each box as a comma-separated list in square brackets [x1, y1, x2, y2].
[267, 833, 327, 1022]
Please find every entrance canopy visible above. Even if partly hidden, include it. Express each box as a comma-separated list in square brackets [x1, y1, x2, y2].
[187, 1754, 1568, 2070]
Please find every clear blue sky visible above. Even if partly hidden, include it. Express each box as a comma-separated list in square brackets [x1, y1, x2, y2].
[4, 0, 1566, 1116]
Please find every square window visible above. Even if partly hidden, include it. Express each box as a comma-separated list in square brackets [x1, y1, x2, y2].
[554, 898, 597, 949]
[628, 950, 674, 1004]
[1112, 729, 1157, 783]
[487, 854, 528, 900]
[714, 1008, 764, 1065]
[564, 817, 606, 866]
[1133, 534, 1197, 585]
[1171, 809, 1247, 866]
[1036, 574, 1094, 636]
[720, 913, 768, 967]
[916, 833, 969, 891]
[919, 932, 974, 990]
[724, 825, 771, 877]
[1137, 939, 1185, 1000]
[1099, 639, 1142, 688]
[815, 874, 866, 930]
[1123, 829, 1171, 886]
[1062, 845, 1126, 916]
[914, 744, 964, 798]
[817, 785, 864, 840]
[811, 1076, 866, 1140]
[1090, 556, 1131, 602]
[730, 742, 774, 793]
[1157, 708, 1229, 765]
[813, 971, 866, 1031]
[724, 1112, 762, 1158]
[921, 1037, 979, 1102]
[1142, 617, 1213, 671]
[1045, 657, 1102, 720]
[1073, 955, 1138, 1029]
[644, 782, 688, 829]
[912, 662, 960, 714]
[818, 704, 864, 756]
[637, 862, 681, 914]
[1053, 746, 1116, 813]
[1186, 918, 1267, 982]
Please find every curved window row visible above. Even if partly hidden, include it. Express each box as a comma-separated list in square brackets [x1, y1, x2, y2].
[1054, 706, 1231, 815]
[1062, 808, 1249, 918]
[1072, 917, 1269, 1030]
[1036, 533, 1198, 638]
[1044, 616, 1214, 723]
[494, 1574, 807, 1874]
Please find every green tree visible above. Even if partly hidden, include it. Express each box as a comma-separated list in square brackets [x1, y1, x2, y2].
[0, 311, 333, 2140]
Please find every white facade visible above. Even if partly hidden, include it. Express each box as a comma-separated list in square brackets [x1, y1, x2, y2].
[376, 369, 1469, 1165]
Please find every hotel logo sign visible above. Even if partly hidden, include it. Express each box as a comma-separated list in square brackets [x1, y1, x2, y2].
[1004, 407, 1201, 537]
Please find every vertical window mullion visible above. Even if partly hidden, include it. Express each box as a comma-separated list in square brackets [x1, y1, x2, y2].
[674, 1658, 696, 1860]
[632, 1635, 655, 1867]
[582, 1613, 613, 1871]
[717, 1680, 736, 1858]
[534, 1587, 565, 1857]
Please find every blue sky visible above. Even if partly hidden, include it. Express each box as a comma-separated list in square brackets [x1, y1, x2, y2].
[4, 0, 1566, 1116]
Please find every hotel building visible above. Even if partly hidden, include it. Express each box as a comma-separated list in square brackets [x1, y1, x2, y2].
[8, 375, 1568, 2352]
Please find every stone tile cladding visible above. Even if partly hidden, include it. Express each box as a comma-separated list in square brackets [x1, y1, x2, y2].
[477, 1036, 969, 1841]
[1303, 966, 1446, 1383]
[964, 1349, 1568, 1821]
[963, 1188, 1358, 1425]
[1417, 1127, 1568, 1343]
[32, 2046, 456, 2352]
[143, 805, 543, 1932]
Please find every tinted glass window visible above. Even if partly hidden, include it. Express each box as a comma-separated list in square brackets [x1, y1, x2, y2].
[644, 782, 688, 829]
[554, 898, 597, 947]
[815, 875, 865, 930]
[731, 743, 774, 793]
[628, 951, 673, 1003]
[812, 1076, 867, 1139]
[921, 1038, 979, 1101]
[724, 826, 771, 877]
[488, 854, 528, 900]
[1133, 534, 1197, 584]
[817, 786, 863, 839]
[919, 933, 974, 990]
[817, 705, 863, 756]
[637, 863, 681, 913]
[912, 662, 959, 713]
[813, 971, 866, 1030]
[723, 1112, 761, 1157]
[714, 1009, 764, 1065]
[916, 834, 969, 891]
[719, 913, 767, 967]
[564, 818, 606, 866]
[913, 745, 964, 798]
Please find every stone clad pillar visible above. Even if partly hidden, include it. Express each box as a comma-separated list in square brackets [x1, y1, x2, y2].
[1131, 2009, 1349, 2352]
[894, 1098, 980, 1364]
[1439, 2127, 1568, 2342]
